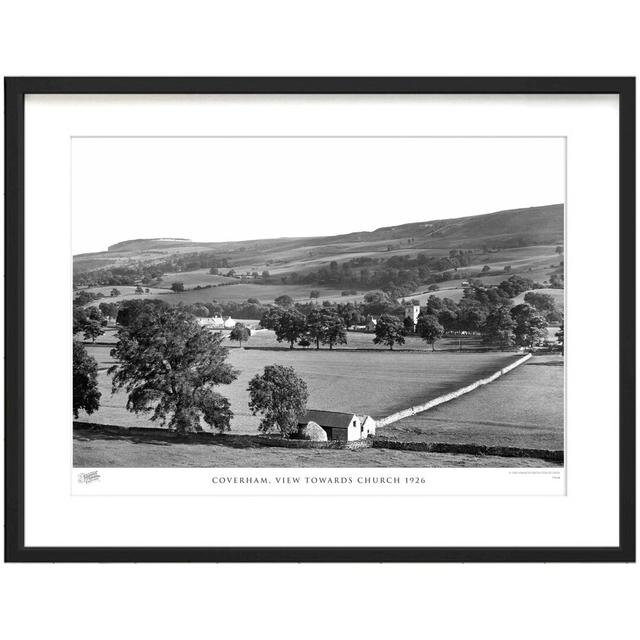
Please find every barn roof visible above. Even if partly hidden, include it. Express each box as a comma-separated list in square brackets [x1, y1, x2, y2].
[299, 410, 356, 430]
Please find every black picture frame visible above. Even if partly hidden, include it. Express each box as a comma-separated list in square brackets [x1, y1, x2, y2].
[4, 77, 636, 563]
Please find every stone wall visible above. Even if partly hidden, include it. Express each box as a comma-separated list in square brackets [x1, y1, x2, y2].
[377, 353, 532, 428]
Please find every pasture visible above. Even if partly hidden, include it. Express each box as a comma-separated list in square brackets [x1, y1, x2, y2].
[155, 269, 237, 289]
[78, 346, 520, 435]
[380, 355, 564, 450]
[241, 328, 487, 352]
[73, 431, 559, 468]
[86, 282, 351, 307]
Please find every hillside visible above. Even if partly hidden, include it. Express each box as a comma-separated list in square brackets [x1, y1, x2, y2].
[74, 204, 564, 275]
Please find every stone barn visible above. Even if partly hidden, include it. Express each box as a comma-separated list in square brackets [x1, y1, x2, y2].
[298, 410, 375, 441]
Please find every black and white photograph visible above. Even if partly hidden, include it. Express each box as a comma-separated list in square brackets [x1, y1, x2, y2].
[72, 136, 566, 471]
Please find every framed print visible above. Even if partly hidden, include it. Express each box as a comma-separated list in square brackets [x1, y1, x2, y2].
[4, 77, 635, 562]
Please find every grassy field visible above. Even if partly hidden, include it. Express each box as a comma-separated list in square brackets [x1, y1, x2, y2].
[73, 431, 558, 468]
[380, 355, 564, 450]
[241, 328, 488, 351]
[86, 282, 352, 307]
[78, 346, 520, 434]
[154, 269, 237, 289]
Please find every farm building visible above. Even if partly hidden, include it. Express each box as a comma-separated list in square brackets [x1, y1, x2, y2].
[197, 316, 236, 329]
[298, 410, 375, 441]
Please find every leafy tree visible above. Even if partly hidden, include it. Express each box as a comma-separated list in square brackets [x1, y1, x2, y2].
[298, 338, 311, 348]
[247, 297, 261, 304]
[248, 365, 309, 437]
[109, 307, 237, 433]
[209, 266, 219, 275]
[510, 304, 548, 348]
[305, 308, 327, 349]
[260, 306, 285, 330]
[523, 292, 563, 322]
[73, 307, 89, 334]
[555, 245, 563, 254]
[321, 312, 347, 350]
[309, 290, 320, 299]
[110, 288, 120, 297]
[482, 305, 515, 350]
[428, 284, 440, 291]
[98, 302, 118, 321]
[229, 322, 250, 347]
[274, 294, 294, 308]
[373, 314, 406, 350]
[403, 316, 415, 334]
[273, 309, 307, 348]
[261, 270, 270, 281]
[135, 285, 144, 294]
[116, 299, 169, 326]
[171, 282, 185, 293]
[416, 314, 444, 351]
[481, 265, 491, 273]
[83, 320, 104, 343]
[73, 341, 101, 418]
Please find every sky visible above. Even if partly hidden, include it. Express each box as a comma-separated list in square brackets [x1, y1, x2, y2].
[71, 136, 565, 255]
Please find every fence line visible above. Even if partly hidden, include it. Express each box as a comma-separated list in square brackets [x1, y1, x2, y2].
[377, 353, 532, 428]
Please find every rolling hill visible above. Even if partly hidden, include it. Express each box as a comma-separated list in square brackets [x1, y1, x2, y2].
[74, 204, 564, 276]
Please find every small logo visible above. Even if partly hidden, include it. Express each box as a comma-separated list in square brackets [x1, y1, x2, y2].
[78, 470, 101, 484]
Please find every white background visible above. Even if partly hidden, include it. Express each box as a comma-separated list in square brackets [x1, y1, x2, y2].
[1, 2, 638, 640]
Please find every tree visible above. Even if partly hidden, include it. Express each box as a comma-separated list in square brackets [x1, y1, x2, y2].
[510, 304, 548, 349]
[209, 266, 219, 275]
[482, 305, 515, 350]
[260, 306, 284, 331]
[481, 265, 491, 273]
[555, 245, 563, 254]
[135, 285, 144, 294]
[428, 284, 440, 292]
[321, 312, 347, 350]
[309, 290, 320, 299]
[373, 314, 406, 350]
[110, 288, 120, 297]
[109, 307, 237, 433]
[274, 294, 294, 308]
[171, 282, 185, 293]
[403, 316, 415, 334]
[73, 341, 101, 418]
[83, 319, 104, 343]
[305, 308, 327, 349]
[229, 322, 250, 347]
[247, 365, 309, 437]
[261, 270, 270, 281]
[523, 292, 562, 321]
[98, 302, 119, 322]
[273, 309, 306, 348]
[416, 314, 444, 351]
